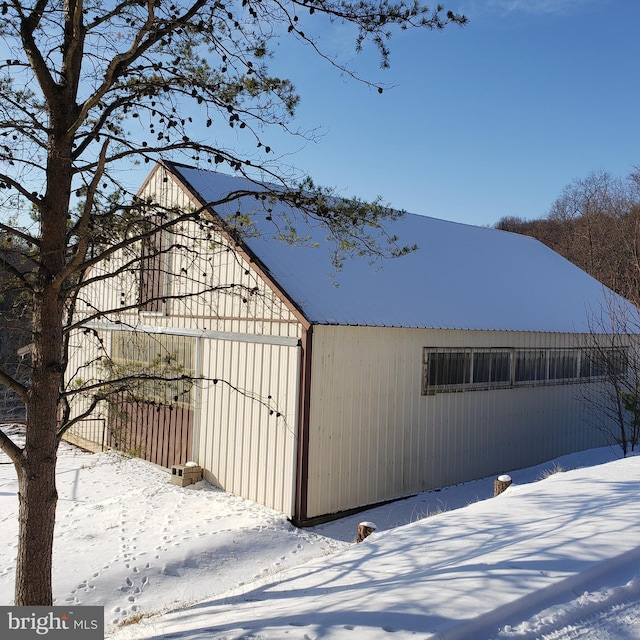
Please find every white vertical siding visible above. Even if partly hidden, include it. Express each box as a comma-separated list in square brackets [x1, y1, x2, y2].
[75, 165, 302, 339]
[65, 326, 113, 443]
[305, 325, 613, 519]
[67, 165, 304, 516]
[197, 336, 299, 516]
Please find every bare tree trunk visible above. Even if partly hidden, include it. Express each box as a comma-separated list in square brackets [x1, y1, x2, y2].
[14, 420, 58, 605]
[13, 121, 72, 603]
[613, 379, 629, 457]
[14, 290, 64, 604]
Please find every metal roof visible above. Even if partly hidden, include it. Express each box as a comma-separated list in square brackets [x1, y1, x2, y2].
[168, 162, 633, 333]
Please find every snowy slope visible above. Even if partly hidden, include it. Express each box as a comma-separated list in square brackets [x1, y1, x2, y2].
[2, 423, 640, 639]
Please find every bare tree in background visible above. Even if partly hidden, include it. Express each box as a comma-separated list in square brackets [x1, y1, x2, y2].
[496, 168, 640, 306]
[579, 293, 640, 457]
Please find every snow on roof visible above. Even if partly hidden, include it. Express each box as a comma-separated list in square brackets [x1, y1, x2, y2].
[167, 162, 633, 333]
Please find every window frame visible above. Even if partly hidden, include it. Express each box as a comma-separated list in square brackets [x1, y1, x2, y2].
[422, 346, 628, 395]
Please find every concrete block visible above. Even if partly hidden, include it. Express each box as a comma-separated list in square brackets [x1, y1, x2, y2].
[171, 464, 203, 487]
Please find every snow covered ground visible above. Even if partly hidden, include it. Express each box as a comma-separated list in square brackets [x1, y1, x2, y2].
[2, 423, 640, 639]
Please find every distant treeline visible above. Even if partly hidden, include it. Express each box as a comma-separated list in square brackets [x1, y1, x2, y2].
[0, 237, 32, 419]
[0, 239, 31, 356]
[495, 169, 640, 306]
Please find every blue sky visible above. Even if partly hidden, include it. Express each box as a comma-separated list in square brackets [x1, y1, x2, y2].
[5, 0, 636, 230]
[243, 0, 640, 227]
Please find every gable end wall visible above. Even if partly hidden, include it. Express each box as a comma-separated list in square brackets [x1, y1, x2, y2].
[66, 165, 305, 516]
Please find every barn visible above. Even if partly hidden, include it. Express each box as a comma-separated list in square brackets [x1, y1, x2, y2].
[67, 161, 633, 525]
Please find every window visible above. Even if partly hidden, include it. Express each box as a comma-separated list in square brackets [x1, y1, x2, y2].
[423, 348, 508, 393]
[580, 348, 628, 380]
[515, 349, 547, 383]
[422, 346, 628, 395]
[110, 332, 194, 407]
[473, 350, 512, 385]
[424, 349, 470, 391]
[549, 349, 579, 381]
